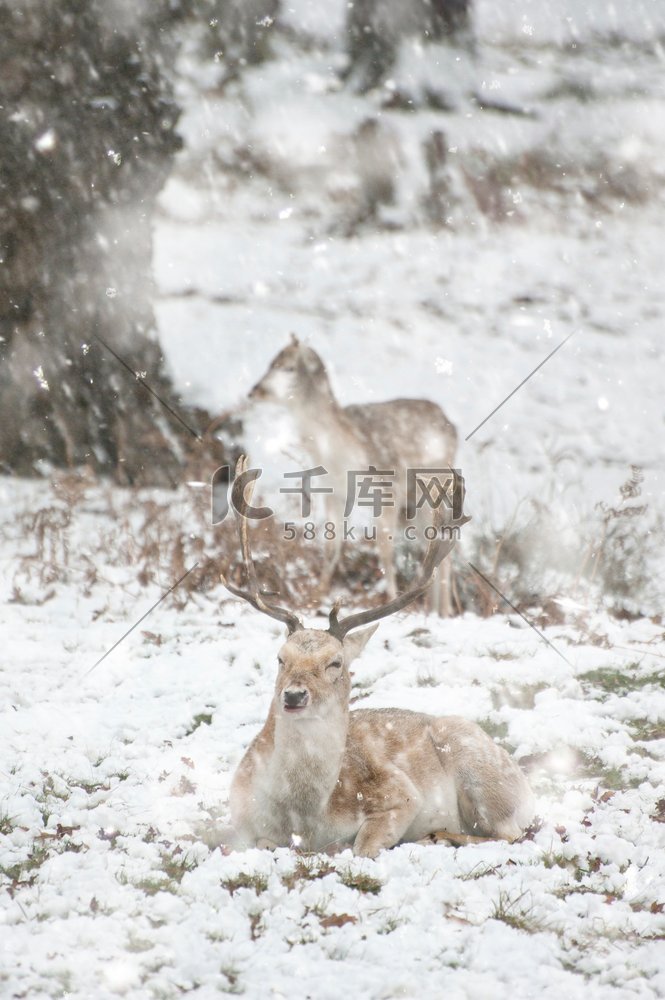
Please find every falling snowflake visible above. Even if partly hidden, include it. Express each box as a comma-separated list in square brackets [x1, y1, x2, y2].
[35, 129, 57, 153]
[435, 357, 453, 375]
[33, 365, 49, 391]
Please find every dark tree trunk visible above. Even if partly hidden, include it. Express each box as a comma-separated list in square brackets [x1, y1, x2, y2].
[0, 1, 205, 485]
[345, 0, 472, 93]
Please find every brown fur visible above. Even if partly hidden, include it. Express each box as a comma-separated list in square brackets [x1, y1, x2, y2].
[230, 628, 535, 857]
[213, 337, 458, 613]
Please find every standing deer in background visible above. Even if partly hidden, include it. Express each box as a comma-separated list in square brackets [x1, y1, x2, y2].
[222, 459, 535, 857]
[211, 335, 458, 614]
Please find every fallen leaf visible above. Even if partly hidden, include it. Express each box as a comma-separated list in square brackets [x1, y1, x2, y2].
[652, 799, 665, 823]
[319, 913, 358, 929]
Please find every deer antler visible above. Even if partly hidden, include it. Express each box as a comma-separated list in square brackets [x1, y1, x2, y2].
[328, 469, 469, 639]
[220, 456, 303, 634]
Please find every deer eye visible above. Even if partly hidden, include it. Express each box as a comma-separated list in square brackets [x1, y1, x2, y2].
[326, 659, 342, 672]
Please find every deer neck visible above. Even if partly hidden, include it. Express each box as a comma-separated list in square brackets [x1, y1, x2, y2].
[295, 387, 364, 478]
[295, 376, 340, 418]
[269, 701, 349, 807]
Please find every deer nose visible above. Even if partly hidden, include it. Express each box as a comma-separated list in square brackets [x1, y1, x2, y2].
[283, 688, 309, 711]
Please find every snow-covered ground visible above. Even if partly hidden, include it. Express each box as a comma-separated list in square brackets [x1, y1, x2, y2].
[1, 563, 664, 998]
[2, 1, 665, 996]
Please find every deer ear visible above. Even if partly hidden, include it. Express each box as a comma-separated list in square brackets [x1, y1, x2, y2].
[342, 624, 379, 663]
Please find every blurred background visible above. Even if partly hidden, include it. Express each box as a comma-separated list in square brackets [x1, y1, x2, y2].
[1, 0, 664, 616]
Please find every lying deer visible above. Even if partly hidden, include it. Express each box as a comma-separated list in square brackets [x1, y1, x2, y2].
[222, 458, 535, 858]
[211, 335, 458, 614]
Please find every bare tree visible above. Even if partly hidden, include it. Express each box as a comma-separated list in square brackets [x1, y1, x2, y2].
[0, 0, 204, 484]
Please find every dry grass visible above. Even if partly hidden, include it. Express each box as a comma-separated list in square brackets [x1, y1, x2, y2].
[6, 462, 661, 628]
[461, 466, 659, 622]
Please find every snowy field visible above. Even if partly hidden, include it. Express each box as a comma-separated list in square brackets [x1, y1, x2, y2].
[1, 566, 664, 998]
[2, 0, 665, 997]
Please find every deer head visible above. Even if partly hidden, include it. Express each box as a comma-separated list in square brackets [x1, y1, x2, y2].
[271, 625, 378, 723]
[247, 335, 334, 408]
[206, 338, 337, 470]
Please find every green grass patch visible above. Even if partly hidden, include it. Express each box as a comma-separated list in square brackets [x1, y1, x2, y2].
[282, 857, 336, 890]
[479, 718, 509, 740]
[491, 683, 549, 710]
[540, 851, 572, 872]
[478, 718, 517, 752]
[221, 871, 269, 895]
[576, 752, 640, 791]
[579, 667, 664, 698]
[185, 712, 213, 735]
[630, 720, 665, 742]
[491, 890, 540, 932]
[132, 875, 178, 897]
[552, 884, 600, 899]
[337, 869, 383, 895]
[68, 779, 111, 794]
[0, 841, 50, 887]
[0, 812, 14, 836]
[160, 849, 198, 884]
[485, 649, 520, 662]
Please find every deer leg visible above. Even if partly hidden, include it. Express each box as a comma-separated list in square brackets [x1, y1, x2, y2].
[353, 805, 421, 858]
[430, 719, 535, 842]
[318, 525, 343, 597]
[352, 773, 422, 858]
[422, 561, 452, 617]
[438, 559, 452, 617]
[456, 770, 534, 843]
[417, 830, 495, 847]
[377, 523, 397, 599]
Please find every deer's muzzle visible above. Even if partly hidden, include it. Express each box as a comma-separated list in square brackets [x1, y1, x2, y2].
[282, 688, 310, 712]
